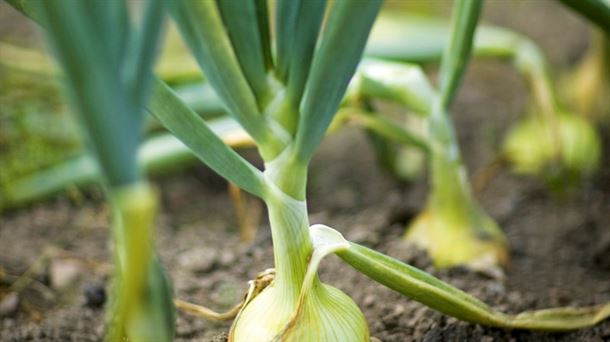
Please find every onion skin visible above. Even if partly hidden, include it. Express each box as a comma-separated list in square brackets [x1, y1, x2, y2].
[229, 282, 369, 342]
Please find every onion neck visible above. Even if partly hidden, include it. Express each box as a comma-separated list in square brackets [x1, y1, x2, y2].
[428, 104, 476, 219]
[263, 150, 316, 305]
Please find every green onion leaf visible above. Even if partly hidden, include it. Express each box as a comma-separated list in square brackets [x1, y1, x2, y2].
[82, 0, 129, 68]
[148, 79, 268, 198]
[437, 0, 483, 109]
[274, 0, 301, 81]
[338, 242, 610, 331]
[357, 58, 435, 114]
[34, 0, 139, 187]
[255, 0, 273, 70]
[285, 0, 327, 109]
[217, 0, 270, 103]
[123, 0, 166, 107]
[294, 0, 383, 163]
[168, 0, 283, 157]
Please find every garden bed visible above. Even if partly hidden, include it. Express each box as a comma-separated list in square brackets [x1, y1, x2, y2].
[1, 1, 609, 341]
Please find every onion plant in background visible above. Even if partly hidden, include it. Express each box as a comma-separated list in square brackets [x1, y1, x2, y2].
[355, 1, 508, 269]
[28, 0, 174, 341]
[399, 0, 508, 269]
[6, 0, 610, 340]
[495, 0, 608, 186]
[366, 12, 603, 189]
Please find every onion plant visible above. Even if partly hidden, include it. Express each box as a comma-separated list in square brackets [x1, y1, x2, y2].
[400, 0, 508, 269]
[356, 3, 508, 268]
[362, 6, 606, 264]
[7, 0, 610, 340]
[26, 0, 174, 340]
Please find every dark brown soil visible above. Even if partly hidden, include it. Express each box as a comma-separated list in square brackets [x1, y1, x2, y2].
[1, 1, 609, 341]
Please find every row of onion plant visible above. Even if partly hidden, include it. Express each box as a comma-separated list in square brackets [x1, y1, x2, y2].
[16, 0, 610, 340]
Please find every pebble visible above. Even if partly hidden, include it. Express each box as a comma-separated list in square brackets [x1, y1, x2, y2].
[49, 259, 82, 290]
[0, 292, 19, 317]
[177, 247, 217, 273]
[363, 294, 376, 308]
[83, 282, 106, 309]
[218, 249, 236, 267]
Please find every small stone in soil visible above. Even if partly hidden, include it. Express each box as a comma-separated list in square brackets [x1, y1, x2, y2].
[83, 283, 106, 309]
[0, 292, 19, 317]
[177, 247, 217, 273]
[363, 294, 376, 308]
[49, 259, 82, 290]
[218, 250, 236, 267]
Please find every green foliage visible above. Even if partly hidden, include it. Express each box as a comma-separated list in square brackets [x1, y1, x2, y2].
[294, 0, 383, 164]
[217, 0, 270, 102]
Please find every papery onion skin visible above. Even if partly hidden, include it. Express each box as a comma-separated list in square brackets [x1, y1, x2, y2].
[230, 282, 369, 342]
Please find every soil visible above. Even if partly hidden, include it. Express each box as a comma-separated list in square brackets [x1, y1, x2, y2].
[1, 1, 610, 341]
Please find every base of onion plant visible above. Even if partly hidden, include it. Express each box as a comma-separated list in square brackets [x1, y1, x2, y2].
[404, 152, 508, 269]
[227, 156, 369, 341]
[106, 183, 175, 341]
[503, 112, 601, 187]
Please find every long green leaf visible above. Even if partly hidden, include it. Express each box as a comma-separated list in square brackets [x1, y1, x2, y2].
[337, 242, 610, 331]
[34, 0, 139, 187]
[124, 0, 165, 107]
[285, 0, 327, 109]
[217, 0, 270, 103]
[1, 117, 248, 210]
[5, 0, 43, 23]
[82, 0, 129, 68]
[148, 79, 267, 198]
[254, 0, 273, 70]
[437, 0, 484, 109]
[294, 0, 383, 163]
[348, 111, 429, 152]
[366, 15, 520, 63]
[168, 0, 283, 158]
[357, 58, 435, 114]
[364, 15, 559, 123]
[274, 0, 302, 81]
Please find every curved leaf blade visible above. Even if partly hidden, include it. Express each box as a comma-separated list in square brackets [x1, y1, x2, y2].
[148, 79, 267, 198]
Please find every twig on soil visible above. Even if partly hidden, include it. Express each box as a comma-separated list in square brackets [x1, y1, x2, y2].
[175, 268, 275, 321]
